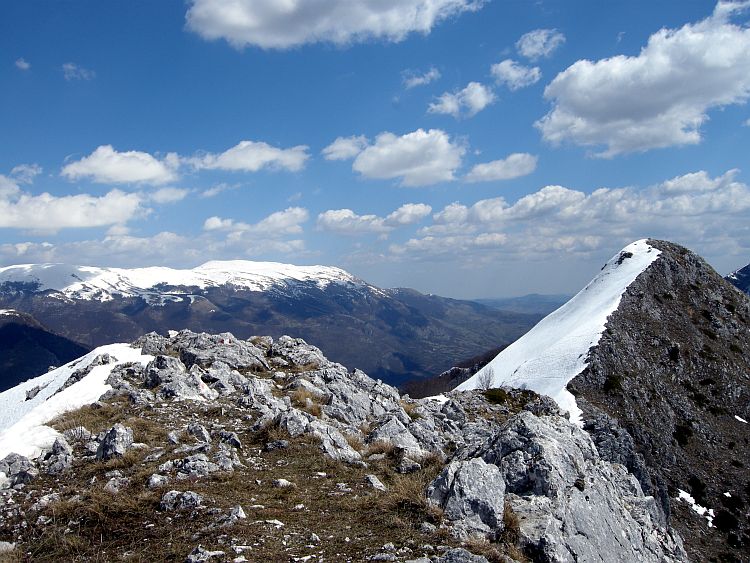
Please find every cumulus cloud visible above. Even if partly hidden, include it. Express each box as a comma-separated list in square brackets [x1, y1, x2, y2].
[516, 29, 565, 60]
[428, 82, 496, 118]
[61, 145, 179, 185]
[189, 140, 309, 173]
[351, 129, 465, 187]
[203, 207, 309, 236]
[537, 3, 750, 157]
[15, 58, 30, 71]
[491, 59, 541, 90]
[317, 203, 432, 235]
[465, 153, 538, 183]
[322, 135, 369, 160]
[389, 169, 750, 259]
[186, 0, 484, 49]
[403, 67, 441, 89]
[62, 62, 95, 81]
[0, 189, 142, 232]
[149, 187, 190, 204]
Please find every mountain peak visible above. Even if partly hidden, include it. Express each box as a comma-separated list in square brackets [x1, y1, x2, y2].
[457, 238, 661, 421]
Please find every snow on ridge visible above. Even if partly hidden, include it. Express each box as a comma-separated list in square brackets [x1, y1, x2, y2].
[0, 260, 362, 302]
[0, 344, 153, 462]
[457, 239, 661, 424]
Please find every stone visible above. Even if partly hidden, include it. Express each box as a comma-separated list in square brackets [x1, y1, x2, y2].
[427, 458, 505, 538]
[104, 476, 130, 494]
[364, 474, 387, 492]
[96, 423, 134, 460]
[185, 545, 225, 562]
[147, 474, 169, 489]
[160, 490, 203, 511]
[187, 423, 211, 444]
[218, 430, 242, 449]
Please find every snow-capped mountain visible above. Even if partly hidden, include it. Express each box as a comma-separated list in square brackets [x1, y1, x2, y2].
[457, 239, 750, 562]
[0, 261, 362, 304]
[726, 262, 750, 295]
[0, 261, 539, 386]
[457, 239, 660, 422]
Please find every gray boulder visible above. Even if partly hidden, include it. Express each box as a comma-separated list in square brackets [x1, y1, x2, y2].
[427, 458, 505, 538]
[160, 490, 203, 511]
[0, 454, 38, 487]
[96, 424, 134, 461]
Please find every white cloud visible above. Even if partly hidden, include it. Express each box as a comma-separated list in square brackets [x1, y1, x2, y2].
[0, 176, 21, 199]
[428, 82, 496, 118]
[465, 153, 538, 183]
[189, 140, 309, 173]
[322, 135, 369, 161]
[10, 164, 42, 184]
[0, 189, 142, 232]
[203, 207, 309, 236]
[200, 183, 238, 198]
[352, 129, 465, 186]
[516, 29, 565, 60]
[62, 62, 95, 81]
[186, 0, 484, 49]
[385, 203, 432, 225]
[15, 58, 30, 71]
[491, 59, 541, 90]
[537, 3, 750, 157]
[317, 209, 390, 235]
[403, 67, 441, 89]
[61, 145, 179, 185]
[149, 187, 190, 204]
[391, 169, 750, 259]
[317, 203, 432, 235]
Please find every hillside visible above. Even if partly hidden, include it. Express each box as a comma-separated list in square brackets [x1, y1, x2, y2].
[0, 330, 686, 562]
[0, 310, 89, 392]
[0, 261, 537, 386]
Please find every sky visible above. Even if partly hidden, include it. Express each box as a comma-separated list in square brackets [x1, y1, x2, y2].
[2, 0, 750, 298]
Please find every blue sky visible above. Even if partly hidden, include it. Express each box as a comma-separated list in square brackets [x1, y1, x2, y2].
[2, 0, 750, 297]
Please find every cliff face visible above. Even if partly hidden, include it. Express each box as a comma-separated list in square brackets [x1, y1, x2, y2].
[569, 240, 750, 562]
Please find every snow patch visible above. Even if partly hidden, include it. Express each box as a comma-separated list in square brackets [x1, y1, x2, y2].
[735, 415, 748, 424]
[0, 344, 153, 460]
[677, 489, 714, 528]
[457, 239, 660, 424]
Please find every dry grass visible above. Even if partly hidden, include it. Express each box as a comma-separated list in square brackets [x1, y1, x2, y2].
[401, 400, 422, 421]
[50, 397, 130, 436]
[289, 387, 323, 417]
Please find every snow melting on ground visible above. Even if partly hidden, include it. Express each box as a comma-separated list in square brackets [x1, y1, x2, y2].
[677, 489, 715, 527]
[735, 415, 748, 424]
[457, 239, 661, 424]
[0, 260, 362, 303]
[0, 343, 152, 462]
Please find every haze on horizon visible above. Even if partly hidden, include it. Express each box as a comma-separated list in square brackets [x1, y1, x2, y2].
[1, 0, 750, 299]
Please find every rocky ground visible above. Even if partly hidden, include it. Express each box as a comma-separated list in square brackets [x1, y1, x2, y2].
[0, 330, 687, 562]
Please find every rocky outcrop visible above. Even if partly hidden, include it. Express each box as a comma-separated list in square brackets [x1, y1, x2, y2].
[568, 240, 750, 562]
[0, 329, 690, 562]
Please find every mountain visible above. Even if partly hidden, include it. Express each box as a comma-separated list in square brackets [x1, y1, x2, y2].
[460, 239, 750, 562]
[474, 293, 570, 316]
[0, 309, 89, 392]
[726, 262, 750, 294]
[0, 261, 537, 386]
[0, 330, 687, 561]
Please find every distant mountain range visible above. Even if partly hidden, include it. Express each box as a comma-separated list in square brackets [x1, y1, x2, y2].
[474, 294, 570, 316]
[0, 261, 539, 388]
